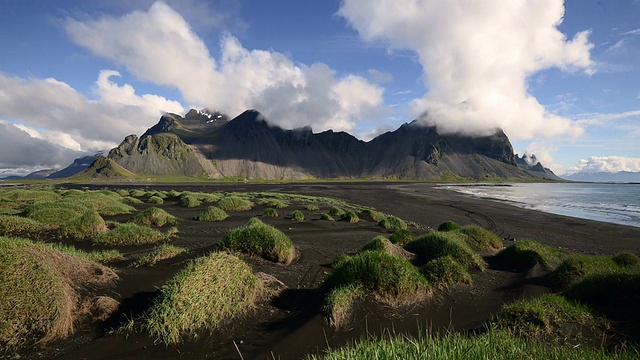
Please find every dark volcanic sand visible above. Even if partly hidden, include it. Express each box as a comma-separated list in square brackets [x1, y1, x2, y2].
[20, 182, 640, 360]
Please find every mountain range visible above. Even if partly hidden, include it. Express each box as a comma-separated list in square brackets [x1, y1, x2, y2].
[562, 171, 640, 183]
[75, 108, 558, 181]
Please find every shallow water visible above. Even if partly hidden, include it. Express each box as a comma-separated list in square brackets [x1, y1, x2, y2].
[441, 183, 640, 228]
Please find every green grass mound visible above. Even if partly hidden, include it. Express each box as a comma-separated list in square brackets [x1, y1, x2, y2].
[612, 252, 640, 267]
[262, 208, 279, 217]
[66, 192, 135, 216]
[0, 215, 49, 239]
[361, 236, 391, 253]
[45, 243, 124, 264]
[360, 209, 385, 222]
[179, 194, 202, 208]
[422, 256, 472, 287]
[0, 188, 61, 203]
[196, 206, 229, 221]
[379, 216, 407, 230]
[457, 225, 503, 252]
[307, 329, 632, 360]
[147, 196, 164, 204]
[325, 250, 431, 306]
[323, 284, 364, 329]
[220, 220, 295, 264]
[389, 229, 414, 246]
[549, 255, 618, 290]
[405, 232, 484, 271]
[329, 207, 346, 217]
[437, 221, 462, 232]
[93, 223, 173, 246]
[133, 244, 186, 267]
[217, 196, 253, 211]
[0, 237, 118, 351]
[134, 252, 261, 345]
[342, 211, 360, 223]
[23, 202, 86, 227]
[257, 198, 289, 209]
[145, 191, 167, 199]
[494, 240, 559, 271]
[563, 270, 640, 321]
[320, 213, 335, 221]
[187, 192, 222, 203]
[129, 189, 147, 197]
[131, 207, 177, 227]
[121, 196, 143, 204]
[493, 294, 606, 342]
[305, 204, 319, 211]
[290, 210, 305, 221]
[57, 210, 108, 241]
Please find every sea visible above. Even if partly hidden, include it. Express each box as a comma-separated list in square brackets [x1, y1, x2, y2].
[440, 182, 640, 228]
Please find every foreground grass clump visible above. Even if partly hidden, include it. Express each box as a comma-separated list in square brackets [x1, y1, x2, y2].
[549, 255, 618, 290]
[389, 229, 414, 246]
[23, 202, 85, 227]
[135, 252, 261, 345]
[290, 210, 305, 221]
[217, 196, 253, 212]
[46, 243, 124, 264]
[0, 215, 49, 239]
[405, 231, 484, 270]
[612, 252, 640, 267]
[494, 240, 560, 271]
[422, 256, 472, 287]
[325, 251, 431, 306]
[379, 215, 407, 230]
[196, 206, 229, 221]
[307, 328, 635, 360]
[493, 294, 607, 342]
[93, 223, 174, 246]
[57, 210, 108, 240]
[457, 225, 503, 252]
[131, 207, 177, 227]
[323, 284, 364, 328]
[0, 237, 118, 351]
[220, 219, 295, 264]
[329, 207, 346, 217]
[341, 211, 360, 223]
[133, 244, 186, 267]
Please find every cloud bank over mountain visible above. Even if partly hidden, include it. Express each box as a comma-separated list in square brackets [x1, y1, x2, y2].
[567, 156, 640, 174]
[338, 0, 594, 140]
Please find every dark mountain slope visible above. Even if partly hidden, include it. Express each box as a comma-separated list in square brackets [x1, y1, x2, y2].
[105, 109, 544, 180]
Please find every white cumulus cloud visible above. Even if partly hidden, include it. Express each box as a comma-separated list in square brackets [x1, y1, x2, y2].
[64, 1, 385, 134]
[338, 0, 594, 140]
[567, 156, 640, 174]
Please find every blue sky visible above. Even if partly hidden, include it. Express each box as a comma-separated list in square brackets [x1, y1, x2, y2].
[0, 0, 639, 177]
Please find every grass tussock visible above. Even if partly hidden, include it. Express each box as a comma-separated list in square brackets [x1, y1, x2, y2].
[389, 229, 414, 246]
[257, 198, 289, 209]
[325, 251, 431, 307]
[0, 215, 50, 239]
[147, 196, 164, 204]
[45, 243, 124, 264]
[93, 223, 174, 246]
[305, 204, 319, 211]
[360, 209, 385, 222]
[437, 221, 462, 232]
[422, 256, 472, 287]
[133, 244, 186, 267]
[290, 210, 305, 222]
[494, 240, 560, 271]
[23, 202, 86, 227]
[329, 207, 346, 217]
[179, 194, 202, 208]
[341, 211, 360, 223]
[612, 252, 640, 267]
[196, 206, 229, 221]
[549, 254, 618, 290]
[134, 252, 261, 345]
[306, 328, 634, 360]
[57, 210, 108, 241]
[361, 236, 416, 261]
[320, 213, 335, 221]
[0, 236, 118, 351]
[405, 231, 484, 271]
[217, 196, 253, 211]
[323, 284, 364, 328]
[379, 216, 407, 230]
[456, 225, 503, 252]
[220, 219, 295, 264]
[130, 207, 177, 227]
[493, 294, 608, 343]
[262, 208, 279, 218]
